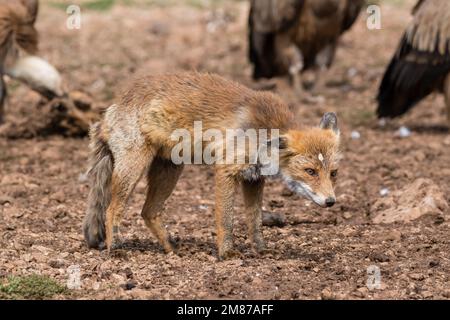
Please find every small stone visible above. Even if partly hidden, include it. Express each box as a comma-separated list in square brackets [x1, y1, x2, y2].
[369, 253, 390, 262]
[50, 190, 65, 203]
[409, 273, 425, 281]
[350, 131, 361, 140]
[343, 212, 352, 219]
[48, 259, 65, 269]
[262, 211, 286, 227]
[0, 196, 13, 205]
[429, 260, 439, 268]
[281, 188, 294, 197]
[120, 280, 138, 291]
[347, 67, 358, 78]
[396, 126, 411, 138]
[269, 199, 284, 208]
[124, 267, 134, 279]
[356, 287, 369, 297]
[321, 288, 335, 300]
[379, 188, 389, 197]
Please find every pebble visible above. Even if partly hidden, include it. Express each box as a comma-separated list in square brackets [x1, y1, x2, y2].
[409, 273, 425, 281]
[343, 212, 352, 220]
[379, 188, 389, 197]
[321, 288, 335, 300]
[0, 196, 14, 205]
[350, 131, 361, 140]
[396, 126, 411, 138]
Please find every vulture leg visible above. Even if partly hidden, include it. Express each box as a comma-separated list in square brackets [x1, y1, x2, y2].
[275, 35, 304, 96]
[287, 48, 304, 96]
[0, 74, 6, 124]
[312, 43, 337, 95]
[445, 73, 450, 128]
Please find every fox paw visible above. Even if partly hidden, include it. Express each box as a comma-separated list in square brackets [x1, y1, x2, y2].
[107, 237, 124, 253]
[218, 249, 243, 261]
[254, 242, 267, 254]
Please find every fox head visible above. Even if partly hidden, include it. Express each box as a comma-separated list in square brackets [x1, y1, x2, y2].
[278, 113, 341, 208]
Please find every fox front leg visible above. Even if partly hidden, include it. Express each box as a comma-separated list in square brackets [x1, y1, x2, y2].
[242, 179, 266, 253]
[214, 168, 238, 260]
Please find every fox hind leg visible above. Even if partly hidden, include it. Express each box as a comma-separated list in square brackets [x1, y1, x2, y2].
[242, 179, 266, 253]
[141, 157, 184, 253]
[105, 149, 152, 251]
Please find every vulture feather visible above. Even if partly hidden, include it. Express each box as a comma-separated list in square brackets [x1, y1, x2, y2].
[377, 0, 450, 120]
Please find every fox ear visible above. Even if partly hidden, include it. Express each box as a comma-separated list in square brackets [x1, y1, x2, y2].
[319, 112, 339, 135]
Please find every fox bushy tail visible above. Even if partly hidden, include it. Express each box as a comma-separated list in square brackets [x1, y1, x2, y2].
[83, 122, 113, 249]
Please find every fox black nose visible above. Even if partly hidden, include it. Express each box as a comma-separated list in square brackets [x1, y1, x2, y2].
[325, 197, 335, 207]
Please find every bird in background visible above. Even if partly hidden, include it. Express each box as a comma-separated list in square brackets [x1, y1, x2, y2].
[248, 0, 365, 97]
[0, 0, 64, 124]
[377, 0, 450, 127]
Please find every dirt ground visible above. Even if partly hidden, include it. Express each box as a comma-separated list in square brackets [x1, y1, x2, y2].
[1, 0, 450, 300]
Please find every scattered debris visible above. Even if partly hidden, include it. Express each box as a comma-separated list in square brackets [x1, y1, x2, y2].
[379, 188, 389, 197]
[262, 211, 286, 227]
[269, 199, 284, 208]
[342, 212, 352, 220]
[321, 288, 335, 300]
[0, 195, 14, 205]
[378, 118, 387, 127]
[350, 130, 361, 140]
[120, 280, 138, 291]
[347, 67, 358, 78]
[396, 126, 411, 138]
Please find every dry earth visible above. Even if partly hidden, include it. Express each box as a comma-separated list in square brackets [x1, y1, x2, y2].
[1, 0, 450, 299]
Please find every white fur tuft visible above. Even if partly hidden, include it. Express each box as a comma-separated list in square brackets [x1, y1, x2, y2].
[6, 55, 64, 97]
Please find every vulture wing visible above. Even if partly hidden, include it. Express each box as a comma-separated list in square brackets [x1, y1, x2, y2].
[377, 0, 450, 118]
[248, 0, 304, 79]
[0, 0, 39, 62]
[342, 0, 365, 33]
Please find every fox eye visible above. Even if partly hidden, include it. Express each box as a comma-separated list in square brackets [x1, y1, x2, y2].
[331, 170, 338, 178]
[305, 168, 317, 176]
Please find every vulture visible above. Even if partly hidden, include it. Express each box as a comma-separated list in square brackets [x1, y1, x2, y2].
[248, 0, 365, 93]
[377, 0, 450, 125]
[0, 0, 63, 123]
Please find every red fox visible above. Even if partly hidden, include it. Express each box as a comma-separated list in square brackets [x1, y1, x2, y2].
[83, 72, 341, 259]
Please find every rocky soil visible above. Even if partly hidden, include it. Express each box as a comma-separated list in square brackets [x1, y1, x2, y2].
[1, 0, 450, 299]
